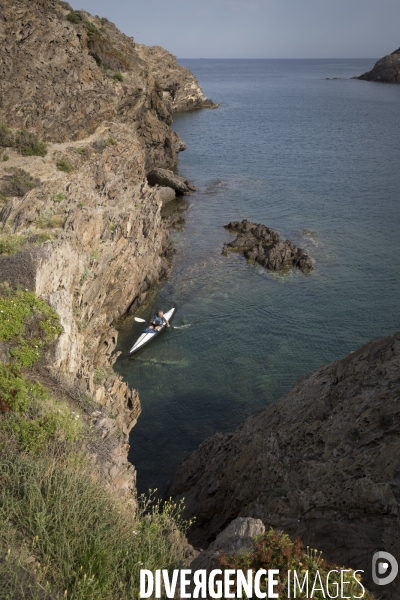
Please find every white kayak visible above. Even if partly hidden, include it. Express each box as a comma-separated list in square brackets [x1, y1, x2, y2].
[129, 308, 175, 355]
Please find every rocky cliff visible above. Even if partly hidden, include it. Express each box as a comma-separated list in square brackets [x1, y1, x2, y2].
[357, 47, 400, 83]
[170, 332, 400, 596]
[0, 0, 215, 499]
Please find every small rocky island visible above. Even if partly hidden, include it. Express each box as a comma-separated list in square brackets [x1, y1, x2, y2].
[357, 47, 400, 83]
[223, 220, 313, 273]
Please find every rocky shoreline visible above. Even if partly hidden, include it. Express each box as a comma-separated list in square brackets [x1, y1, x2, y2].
[0, 0, 215, 501]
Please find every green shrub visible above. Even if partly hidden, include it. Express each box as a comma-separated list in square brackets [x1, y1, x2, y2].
[0, 124, 14, 147]
[56, 159, 74, 173]
[0, 125, 47, 156]
[35, 209, 54, 228]
[14, 129, 47, 157]
[0, 233, 26, 255]
[80, 266, 92, 284]
[66, 11, 102, 37]
[76, 147, 88, 154]
[93, 366, 109, 385]
[0, 288, 65, 446]
[0, 233, 50, 257]
[83, 20, 102, 38]
[0, 364, 32, 412]
[218, 528, 374, 599]
[0, 168, 40, 197]
[66, 10, 81, 24]
[0, 193, 7, 203]
[52, 192, 66, 203]
[2, 153, 9, 161]
[0, 287, 62, 348]
[114, 72, 124, 82]
[1, 387, 83, 452]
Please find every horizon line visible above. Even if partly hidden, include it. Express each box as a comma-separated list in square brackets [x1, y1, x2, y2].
[177, 57, 378, 61]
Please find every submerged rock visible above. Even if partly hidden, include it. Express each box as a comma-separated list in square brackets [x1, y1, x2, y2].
[223, 220, 313, 273]
[357, 48, 400, 83]
[147, 168, 196, 195]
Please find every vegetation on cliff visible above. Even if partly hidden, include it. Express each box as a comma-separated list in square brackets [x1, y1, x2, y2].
[0, 286, 193, 599]
[218, 529, 374, 599]
[0, 125, 47, 157]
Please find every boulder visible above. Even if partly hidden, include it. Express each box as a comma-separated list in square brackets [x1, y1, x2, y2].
[157, 186, 176, 205]
[190, 517, 265, 573]
[147, 168, 195, 195]
[224, 220, 313, 273]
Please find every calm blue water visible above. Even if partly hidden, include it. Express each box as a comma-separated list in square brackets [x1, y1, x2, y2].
[114, 59, 400, 494]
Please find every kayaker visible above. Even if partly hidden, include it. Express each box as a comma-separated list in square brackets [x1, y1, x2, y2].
[151, 310, 170, 330]
[142, 324, 157, 334]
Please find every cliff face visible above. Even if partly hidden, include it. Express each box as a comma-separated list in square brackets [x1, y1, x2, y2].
[169, 333, 400, 595]
[0, 0, 215, 498]
[358, 48, 400, 83]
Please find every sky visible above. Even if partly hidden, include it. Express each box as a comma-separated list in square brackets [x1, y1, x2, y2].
[69, 0, 400, 59]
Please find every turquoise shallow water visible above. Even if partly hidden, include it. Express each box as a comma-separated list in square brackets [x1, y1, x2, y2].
[114, 59, 400, 495]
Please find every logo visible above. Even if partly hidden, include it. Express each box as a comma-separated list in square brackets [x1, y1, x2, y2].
[372, 551, 398, 586]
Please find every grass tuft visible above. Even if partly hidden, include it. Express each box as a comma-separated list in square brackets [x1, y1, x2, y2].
[0, 125, 47, 156]
[0, 234, 26, 256]
[0, 452, 191, 599]
[56, 159, 74, 173]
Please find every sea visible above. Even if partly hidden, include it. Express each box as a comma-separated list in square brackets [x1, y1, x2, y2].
[114, 59, 400, 495]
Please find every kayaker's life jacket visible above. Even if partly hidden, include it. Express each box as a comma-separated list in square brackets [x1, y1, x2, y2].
[152, 315, 165, 326]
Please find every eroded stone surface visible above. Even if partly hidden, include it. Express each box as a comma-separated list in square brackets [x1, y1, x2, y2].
[170, 333, 400, 596]
[190, 517, 265, 573]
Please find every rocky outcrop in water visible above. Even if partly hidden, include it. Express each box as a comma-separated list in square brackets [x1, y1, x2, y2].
[169, 332, 400, 597]
[223, 220, 313, 273]
[357, 48, 400, 83]
[0, 0, 215, 500]
[147, 168, 196, 195]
